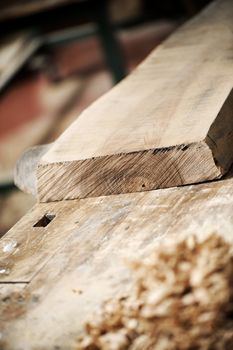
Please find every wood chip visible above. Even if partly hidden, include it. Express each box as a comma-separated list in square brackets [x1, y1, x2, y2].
[77, 233, 233, 350]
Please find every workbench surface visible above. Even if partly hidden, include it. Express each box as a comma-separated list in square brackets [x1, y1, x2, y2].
[1, 171, 233, 349]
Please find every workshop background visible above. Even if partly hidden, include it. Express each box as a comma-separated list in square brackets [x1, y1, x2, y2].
[0, 0, 211, 236]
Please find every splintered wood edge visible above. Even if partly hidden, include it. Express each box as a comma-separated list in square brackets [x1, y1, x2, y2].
[37, 89, 233, 202]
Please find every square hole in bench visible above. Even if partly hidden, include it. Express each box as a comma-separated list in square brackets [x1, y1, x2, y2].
[33, 214, 55, 227]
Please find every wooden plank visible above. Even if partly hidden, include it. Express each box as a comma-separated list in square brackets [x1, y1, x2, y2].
[0, 190, 35, 238]
[14, 144, 52, 196]
[1, 173, 233, 348]
[0, 32, 40, 92]
[0, 0, 76, 21]
[0, 75, 82, 186]
[37, 0, 233, 202]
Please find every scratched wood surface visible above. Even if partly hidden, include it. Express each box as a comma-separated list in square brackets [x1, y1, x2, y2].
[37, 0, 233, 202]
[1, 172, 233, 349]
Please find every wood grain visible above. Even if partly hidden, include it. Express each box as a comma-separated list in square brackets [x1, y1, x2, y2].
[37, 0, 233, 202]
[1, 172, 233, 348]
[14, 143, 52, 196]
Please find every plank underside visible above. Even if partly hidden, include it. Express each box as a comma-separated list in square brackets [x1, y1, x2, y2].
[38, 0, 233, 202]
[1, 172, 233, 348]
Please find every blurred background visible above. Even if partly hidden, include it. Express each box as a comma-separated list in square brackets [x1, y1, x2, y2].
[0, 0, 212, 236]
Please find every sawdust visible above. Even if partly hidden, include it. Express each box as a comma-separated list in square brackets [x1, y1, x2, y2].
[77, 233, 233, 350]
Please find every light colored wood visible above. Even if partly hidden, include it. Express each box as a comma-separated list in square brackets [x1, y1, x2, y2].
[0, 76, 82, 186]
[0, 32, 40, 92]
[0, 190, 35, 237]
[37, 0, 233, 202]
[14, 143, 52, 196]
[1, 172, 233, 348]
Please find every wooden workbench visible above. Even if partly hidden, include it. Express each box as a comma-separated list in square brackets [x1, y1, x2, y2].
[1, 171, 233, 349]
[1, 0, 233, 348]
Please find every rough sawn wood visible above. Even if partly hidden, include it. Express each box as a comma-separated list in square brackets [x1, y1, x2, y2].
[37, 0, 233, 202]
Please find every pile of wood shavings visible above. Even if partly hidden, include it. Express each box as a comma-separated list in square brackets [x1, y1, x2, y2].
[77, 233, 233, 350]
